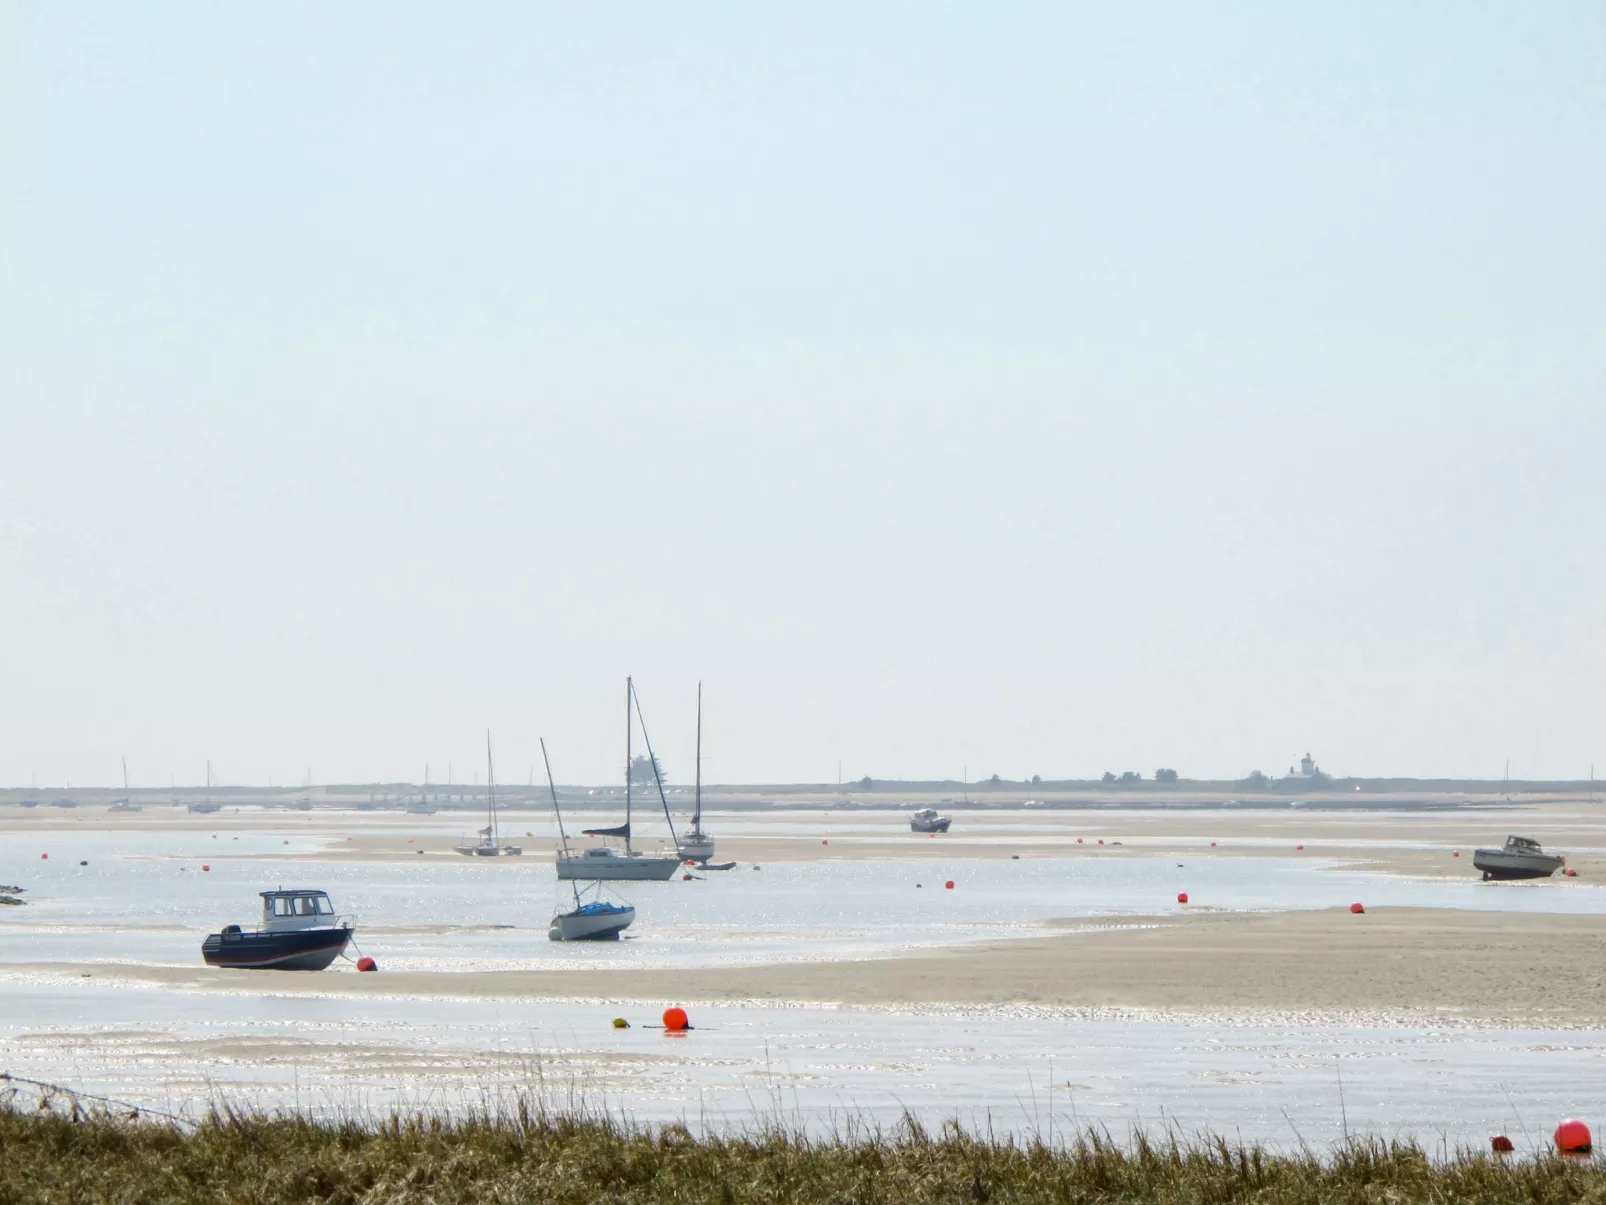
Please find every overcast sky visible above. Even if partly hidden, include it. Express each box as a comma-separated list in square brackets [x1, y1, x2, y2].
[2, 3, 1602, 787]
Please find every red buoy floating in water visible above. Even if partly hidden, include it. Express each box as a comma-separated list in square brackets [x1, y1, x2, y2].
[356, 956, 377, 972]
[1490, 1134, 1514, 1153]
[40, 853, 47, 860]
[1350, 902, 1365, 914]
[1177, 892, 1189, 904]
[1555, 1118, 1592, 1154]
[202, 864, 210, 872]
[663, 1006, 689, 1032]
[945, 880, 955, 890]
[1210, 841, 1217, 847]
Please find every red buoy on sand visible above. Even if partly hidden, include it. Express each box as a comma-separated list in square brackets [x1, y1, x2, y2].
[1555, 1118, 1592, 1154]
[1296, 844, 1304, 850]
[202, 864, 210, 872]
[1490, 1134, 1514, 1153]
[682, 873, 693, 880]
[1210, 842, 1217, 847]
[1177, 892, 1189, 904]
[945, 880, 955, 889]
[1097, 839, 1104, 845]
[1076, 838, 1083, 844]
[663, 1006, 689, 1032]
[356, 956, 377, 972]
[40, 853, 47, 860]
[1453, 850, 1459, 857]
[822, 839, 828, 846]
[1565, 868, 1578, 877]
[1350, 902, 1365, 914]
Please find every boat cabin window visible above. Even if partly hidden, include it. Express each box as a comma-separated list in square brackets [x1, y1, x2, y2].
[269, 894, 333, 916]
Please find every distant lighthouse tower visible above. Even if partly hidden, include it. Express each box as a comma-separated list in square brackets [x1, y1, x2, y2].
[1299, 752, 1316, 777]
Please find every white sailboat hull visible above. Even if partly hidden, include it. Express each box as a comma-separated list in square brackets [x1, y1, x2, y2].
[677, 833, 716, 862]
[557, 851, 680, 881]
[549, 904, 635, 941]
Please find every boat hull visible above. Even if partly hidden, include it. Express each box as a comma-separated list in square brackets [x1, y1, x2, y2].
[1473, 850, 1563, 880]
[456, 844, 523, 856]
[549, 905, 635, 941]
[911, 818, 951, 833]
[677, 834, 716, 862]
[557, 854, 680, 881]
[201, 926, 352, 970]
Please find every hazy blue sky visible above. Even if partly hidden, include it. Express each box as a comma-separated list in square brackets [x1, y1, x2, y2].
[2, 2, 1602, 787]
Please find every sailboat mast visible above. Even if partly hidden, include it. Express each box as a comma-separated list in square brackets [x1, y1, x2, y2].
[122, 756, 129, 793]
[541, 738, 581, 907]
[624, 676, 634, 854]
[486, 730, 497, 844]
[694, 681, 702, 831]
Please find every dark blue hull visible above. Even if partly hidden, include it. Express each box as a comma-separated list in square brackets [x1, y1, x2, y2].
[201, 926, 352, 970]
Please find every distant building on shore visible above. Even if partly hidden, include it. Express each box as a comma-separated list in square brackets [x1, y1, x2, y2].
[1286, 752, 1320, 780]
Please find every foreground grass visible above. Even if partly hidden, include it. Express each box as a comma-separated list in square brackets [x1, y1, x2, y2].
[2, 1106, 1604, 1205]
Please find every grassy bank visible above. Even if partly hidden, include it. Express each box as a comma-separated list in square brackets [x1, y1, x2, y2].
[2, 1108, 1603, 1205]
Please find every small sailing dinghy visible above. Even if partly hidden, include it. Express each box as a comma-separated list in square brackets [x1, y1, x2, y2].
[543, 738, 635, 941]
[676, 681, 717, 863]
[456, 732, 523, 856]
[201, 889, 353, 970]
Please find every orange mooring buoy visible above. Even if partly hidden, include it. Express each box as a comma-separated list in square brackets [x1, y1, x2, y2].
[1296, 844, 1305, 850]
[1350, 902, 1365, 914]
[356, 956, 377, 972]
[1490, 1134, 1514, 1153]
[1555, 1118, 1592, 1154]
[1177, 892, 1189, 904]
[945, 880, 955, 889]
[663, 1006, 689, 1032]
[1565, 868, 1578, 877]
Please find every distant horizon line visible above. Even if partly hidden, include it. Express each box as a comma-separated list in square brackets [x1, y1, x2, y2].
[1, 773, 1599, 794]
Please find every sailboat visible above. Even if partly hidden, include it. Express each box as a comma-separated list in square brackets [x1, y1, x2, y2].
[543, 739, 635, 940]
[456, 732, 523, 856]
[676, 682, 716, 863]
[406, 764, 437, 815]
[110, 757, 141, 813]
[557, 677, 681, 881]
[189, 761, 222, 813]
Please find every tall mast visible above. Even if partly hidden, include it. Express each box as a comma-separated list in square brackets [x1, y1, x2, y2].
[694, 681, 702, 831]
[631, 679, 680, 846]
[486, 729, 496, 843]
[122, 756, 129, 793]
[624, 676, 634, 854]
[541, 738, 581, 908]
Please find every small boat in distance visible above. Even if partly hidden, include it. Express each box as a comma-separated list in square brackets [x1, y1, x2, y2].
[543, 738, 635, 941]
[911, 807, 952, 833]
[1473, 835, 1565, 881]
[189, 760, 222, 813]
[201, 889, 353, 970]
[677, 681, 716, 864]
[456, 732, 523, 856]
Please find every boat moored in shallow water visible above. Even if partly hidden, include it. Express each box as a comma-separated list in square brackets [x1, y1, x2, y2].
[1473, 835, 1564, 881]
[201, 889, 353, 970]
